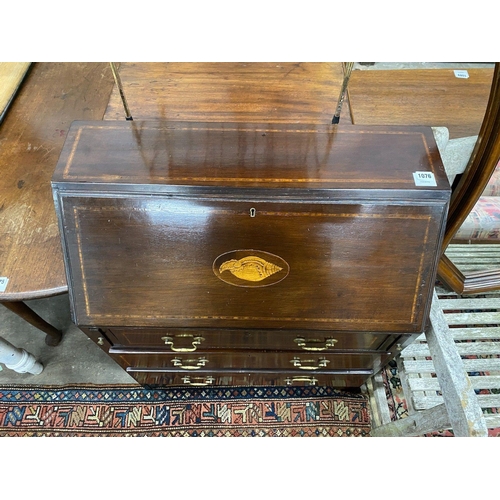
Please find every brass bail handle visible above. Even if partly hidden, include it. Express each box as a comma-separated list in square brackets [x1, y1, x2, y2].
[294, 337, 338, 352]
[285, 376, 318, 386]
[161, 335, 205, 352]
[290, 357, 330, 370]
[172, 357, 208, 370]
[182, 376, 215, 386]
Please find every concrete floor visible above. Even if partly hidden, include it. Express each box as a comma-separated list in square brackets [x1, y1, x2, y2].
[0, 294, 137, 384]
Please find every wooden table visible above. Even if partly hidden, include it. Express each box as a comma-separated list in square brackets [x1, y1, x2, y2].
[347, 68, 494, 139]
[103, 62, 349, 123]
[0, 63, 31, 123]
[0, 63, 116, 345]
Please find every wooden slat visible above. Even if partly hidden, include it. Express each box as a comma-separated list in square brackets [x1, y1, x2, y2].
[449, 327, 500, 340]
[439, 298, 500, 310]
[409, 375, 500, 391]
[403, 341, 500, 357]
[395, 351, 420, 415]
[449, 256, 500, 263]
[404, 358, 500, 373]
[348, 68, 494, 139]
[413, 393, 500, 410]
[0, 62, 31, 122]
[445, 312, 500, 325]
[370, 403, 451, 437]
[362, 379, 381, 429]
[445, 245, 500, 274]
[449, 255, 500, 261]
[485, 414, 500, 427]
[449, 261, 500, 267]
[448, 244, 500, 252]
[364, 373, 392, 428]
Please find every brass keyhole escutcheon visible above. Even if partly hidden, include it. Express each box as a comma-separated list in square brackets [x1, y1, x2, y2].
[250, 207, 256, 217]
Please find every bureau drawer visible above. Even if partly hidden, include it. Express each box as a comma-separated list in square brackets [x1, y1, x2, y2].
[124, 370, 371, 389]
[110, 349, 390, 371]
[103, 327, 392, 352]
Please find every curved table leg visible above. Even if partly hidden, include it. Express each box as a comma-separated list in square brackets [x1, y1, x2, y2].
[1, 301, 62, 346]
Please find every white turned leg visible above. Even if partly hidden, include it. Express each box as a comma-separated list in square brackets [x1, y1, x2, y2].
[0, 336, 44, 375]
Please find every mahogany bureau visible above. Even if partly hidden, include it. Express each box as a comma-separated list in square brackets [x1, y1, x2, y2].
[51, 121, 450, 388]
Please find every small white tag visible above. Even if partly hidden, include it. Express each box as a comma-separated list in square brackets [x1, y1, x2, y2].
[413, 171, 437, 187]
[0, 277, 9, 292]
[454, 70, 469, 79]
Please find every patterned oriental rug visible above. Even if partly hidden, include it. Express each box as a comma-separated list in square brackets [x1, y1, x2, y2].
[0, 385, 371, 437]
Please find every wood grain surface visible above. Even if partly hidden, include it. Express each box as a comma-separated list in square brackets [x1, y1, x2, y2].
[104, 327, 390, 351]
[53, 122, 449, 333]
[103, 62, 351, 124]
[112, 349, 390, 371]
[348, 68, 494, 139]
[52, 117, 450, 388]
[53, 121, 450, 192]
[0, 63, 116, 300]
[57, 193, 446, 332]
[0, 62, 31, 122]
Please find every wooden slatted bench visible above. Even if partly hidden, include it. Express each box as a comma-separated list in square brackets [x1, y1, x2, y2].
[368, 278, 500, 436]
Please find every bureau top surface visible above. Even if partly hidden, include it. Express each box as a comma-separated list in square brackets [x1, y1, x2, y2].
[52, 121, 449, 195]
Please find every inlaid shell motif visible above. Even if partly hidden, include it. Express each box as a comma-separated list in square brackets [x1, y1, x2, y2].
[219, 256, 283, 282]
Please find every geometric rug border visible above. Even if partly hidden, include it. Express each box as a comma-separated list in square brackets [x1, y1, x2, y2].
[0, 384, 371, 437]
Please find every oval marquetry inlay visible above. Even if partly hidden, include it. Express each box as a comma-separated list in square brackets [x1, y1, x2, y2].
[213, 250, 289, 287]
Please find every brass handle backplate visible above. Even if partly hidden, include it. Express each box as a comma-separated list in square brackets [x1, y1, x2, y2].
[182, 376, 215, 386]
[294, 337, 338, 351]
[161, 335, 205, 352]
[172, 357, 208, 370]
[290, 357, 330, 370]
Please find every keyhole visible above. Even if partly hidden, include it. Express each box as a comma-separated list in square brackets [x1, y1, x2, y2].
[250, 208, 256, 217]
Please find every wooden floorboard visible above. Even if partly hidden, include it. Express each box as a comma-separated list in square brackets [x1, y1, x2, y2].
[347, 68, 494, 139]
